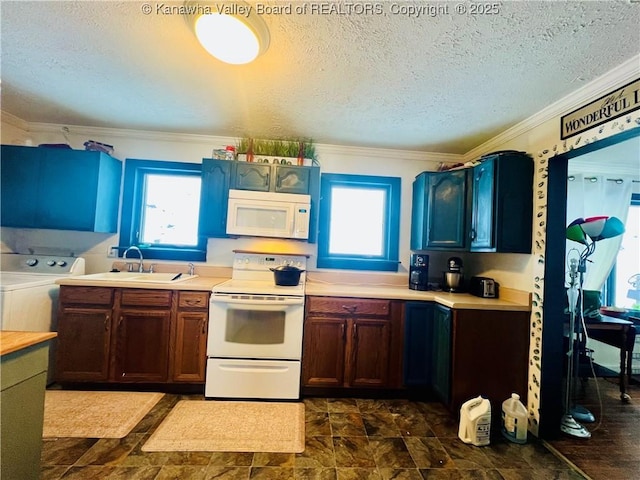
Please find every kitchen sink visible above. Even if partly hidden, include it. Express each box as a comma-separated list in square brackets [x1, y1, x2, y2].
[79, 272, 198, 283]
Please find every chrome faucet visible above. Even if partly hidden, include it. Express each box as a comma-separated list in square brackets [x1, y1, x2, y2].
[123, 246, 144, 273]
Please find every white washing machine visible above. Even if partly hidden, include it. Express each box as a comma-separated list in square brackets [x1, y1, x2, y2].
[0, 253, 85, 383]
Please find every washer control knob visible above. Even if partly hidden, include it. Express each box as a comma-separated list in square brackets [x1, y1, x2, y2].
[47, 260, 56, 266]
[57, 260, 67, 267]
[26, 258, 38, 266]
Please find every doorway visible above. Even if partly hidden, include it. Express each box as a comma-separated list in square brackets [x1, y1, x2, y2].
[539, 127, 640, 439]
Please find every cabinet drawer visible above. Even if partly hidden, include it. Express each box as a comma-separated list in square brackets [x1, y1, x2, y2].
[120, 289, 173, 307]
[178, 291, 210, 309]
[60, 286, 114, 306]
[306, 296, 390, 316]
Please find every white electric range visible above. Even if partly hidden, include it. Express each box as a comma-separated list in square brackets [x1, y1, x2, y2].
[205, 252, 307, 400]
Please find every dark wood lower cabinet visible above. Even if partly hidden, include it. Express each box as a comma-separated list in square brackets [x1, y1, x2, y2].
[434, 307, 530, 416]
[349, 318, 391, 387]
[302, 296, 403, 390]
[56, 306, 112, 382]
[302, 316, 346, 387]
[171, 292, 209, 382]
[56, 286, 209, 385]
[114, 309, 171, 382]
[302, 295, 529, 420]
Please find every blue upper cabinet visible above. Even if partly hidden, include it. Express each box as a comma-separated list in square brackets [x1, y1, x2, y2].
[411, 169, 470, 251]
[469, 152, 533, 253]
[198, 158, 233, 237]
[1, 145, 122, 232]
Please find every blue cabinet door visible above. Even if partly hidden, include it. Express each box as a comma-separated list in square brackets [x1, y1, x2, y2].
[431, 304, 452, 405]
[410, 173, 428, 251]
[403, 301, 434, 386]
[0, 145, 40, 228]
[470, 159, 495, 250]
[198, 159, 232, 237]
[411, 170, 469, 250]
[38, 149, 100, 230]
[470, 152, 533, 253]
[234, 163, 271, 191]
[427, 170, 468, 249]
[1, 145, 121, 232]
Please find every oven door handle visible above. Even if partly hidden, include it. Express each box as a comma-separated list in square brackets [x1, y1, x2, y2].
[211, 296, 304, 307]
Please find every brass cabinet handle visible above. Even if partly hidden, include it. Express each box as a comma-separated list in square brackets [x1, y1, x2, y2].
[342, 305, 357, 314]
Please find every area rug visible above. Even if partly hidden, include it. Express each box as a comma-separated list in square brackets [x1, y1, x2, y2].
[142, 400, 305, 453]
[43, 390, 164, 438]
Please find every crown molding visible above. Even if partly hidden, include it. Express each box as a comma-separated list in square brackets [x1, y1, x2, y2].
[1, 111, 30, 131]
[27, 121, 240, 146]
[463, 54, 640, 161]
[24, 121, 462, 164]
[315, 143, 462, 164]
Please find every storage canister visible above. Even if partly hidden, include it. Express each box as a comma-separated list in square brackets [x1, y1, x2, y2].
[501, 393, 528, 444]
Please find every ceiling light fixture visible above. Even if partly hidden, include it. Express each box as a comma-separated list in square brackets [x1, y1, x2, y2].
[183, 1, 270, 65]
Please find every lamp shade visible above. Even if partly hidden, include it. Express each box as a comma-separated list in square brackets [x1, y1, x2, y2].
[566, 218, 588, 245]
[566, 216, 625, 244]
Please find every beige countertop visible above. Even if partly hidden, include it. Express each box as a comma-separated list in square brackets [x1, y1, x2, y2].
[0, 331, 57, 357]
[56, 271, 531, 312]
[305, 282, 531, 311]
[56, 275, 229, 291]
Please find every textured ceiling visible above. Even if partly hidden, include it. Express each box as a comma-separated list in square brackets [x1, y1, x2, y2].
[1, 1, 639, 154]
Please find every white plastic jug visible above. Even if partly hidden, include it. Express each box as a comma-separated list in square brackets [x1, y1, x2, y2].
[458, 396, 491, 446]
[501, 393, 528, 444]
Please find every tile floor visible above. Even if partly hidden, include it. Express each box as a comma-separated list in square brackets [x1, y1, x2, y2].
[41, 394, 586, 480]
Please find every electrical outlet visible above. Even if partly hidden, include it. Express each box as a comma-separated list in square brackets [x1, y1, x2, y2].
[107, 246, 118, 258]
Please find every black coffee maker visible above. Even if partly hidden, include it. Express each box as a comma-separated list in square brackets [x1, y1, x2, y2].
[409, 254, 429, 291]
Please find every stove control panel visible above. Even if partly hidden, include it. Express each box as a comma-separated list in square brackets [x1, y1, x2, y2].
[233, 253, 307, 272]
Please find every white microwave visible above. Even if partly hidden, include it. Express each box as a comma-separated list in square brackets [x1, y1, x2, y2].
[226, 189, 311, 240]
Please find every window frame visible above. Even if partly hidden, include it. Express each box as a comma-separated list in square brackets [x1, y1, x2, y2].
[317, 173, 401, 271]
[604, 192, 640, 305]
[119, 159, 206, 262]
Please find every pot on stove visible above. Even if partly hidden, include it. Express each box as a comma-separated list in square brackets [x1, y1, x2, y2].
[270, 265, 305, 286]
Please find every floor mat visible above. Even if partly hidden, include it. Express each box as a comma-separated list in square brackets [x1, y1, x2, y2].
[43, 390, 163, 438]
[142, 400, 305, 453]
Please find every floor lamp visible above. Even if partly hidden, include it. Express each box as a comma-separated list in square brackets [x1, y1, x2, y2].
[562, 216, 625, 439]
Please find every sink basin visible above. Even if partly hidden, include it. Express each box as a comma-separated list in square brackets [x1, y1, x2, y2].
[79, 272, 198, 284]
[129, 273, 198, 283]
[81, 272, 143, 281]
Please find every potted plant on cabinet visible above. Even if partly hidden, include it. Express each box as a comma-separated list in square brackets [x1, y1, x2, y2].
[236, 137, 317, 165]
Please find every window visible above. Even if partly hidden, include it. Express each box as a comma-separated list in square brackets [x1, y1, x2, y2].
[605, 193, 640, 308]
[317, 173, 400, 271]
[119, 159, 206, 261]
